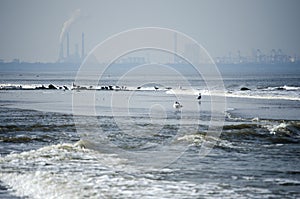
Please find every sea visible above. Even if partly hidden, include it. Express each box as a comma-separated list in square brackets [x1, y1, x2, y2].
[0, 63, 300, 198]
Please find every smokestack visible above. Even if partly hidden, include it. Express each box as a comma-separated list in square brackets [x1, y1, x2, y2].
[67, 32, 70, 58]
[81, 32, 85, 59]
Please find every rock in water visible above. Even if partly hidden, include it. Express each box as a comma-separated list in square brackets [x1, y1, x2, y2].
[48, 84, 57, 89]
[240, 87, 251, 91]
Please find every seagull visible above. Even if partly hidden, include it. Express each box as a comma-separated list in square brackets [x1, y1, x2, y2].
[173, 101, 183, 109]
[197, 93, 202, 100]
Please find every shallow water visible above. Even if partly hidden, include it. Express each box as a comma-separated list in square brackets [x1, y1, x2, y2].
[0, 66, 300, 198]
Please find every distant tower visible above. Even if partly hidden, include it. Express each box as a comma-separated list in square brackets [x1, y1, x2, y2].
[256, 49, 261, 63]
[67, 32, 70, 58]
[277, 49, 283, 63]
[174, 32, 177, 64]
[81, 32, 85, 59]
[271, 49, 276, 63]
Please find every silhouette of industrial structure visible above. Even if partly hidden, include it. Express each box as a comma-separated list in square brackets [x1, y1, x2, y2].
[1, 29, 298, 67]
[58, 32, 85, 63]
[215, 49, 297, 65]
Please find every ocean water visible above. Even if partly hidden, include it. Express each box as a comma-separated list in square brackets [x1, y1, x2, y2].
[0, 64, 300, 198]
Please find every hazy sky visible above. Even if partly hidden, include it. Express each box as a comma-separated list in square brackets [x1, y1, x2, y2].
[0, 0, 299, 62]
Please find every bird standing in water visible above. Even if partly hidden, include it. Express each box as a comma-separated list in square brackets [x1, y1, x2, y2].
[173, 101, 183, 109]
[197, 93, 202, 100]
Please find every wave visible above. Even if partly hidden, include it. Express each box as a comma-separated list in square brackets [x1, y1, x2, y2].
[1, 82, 300, 101]
[263, 122, 289, 135]
[0, 134, 51, 143]
[226, 84, 300, 101]
[0, 142, 234, 199]
[223, 121, 300, 144]
[0, 124, 76, 133]
[259, 85, 300, 91]
[0, 83, 169, 92]
[177, 120, 300, 151]
[226, 91, 300, 101]
[0, 83, 70, 90]
[2, 141, 281, 198]
[166, 87, 300, 101]
[166, 88, 200, 96]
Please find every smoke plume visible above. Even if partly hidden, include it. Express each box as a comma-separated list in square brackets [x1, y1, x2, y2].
[59, 9, 81, 44]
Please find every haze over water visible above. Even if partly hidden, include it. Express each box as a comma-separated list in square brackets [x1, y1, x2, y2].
[1, 1, 300, 198]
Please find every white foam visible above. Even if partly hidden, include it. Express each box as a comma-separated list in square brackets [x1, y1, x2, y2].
[166, 88, 200, 96]
[264, 122, 288, 135]
[225, 111, 246, 121]
[263, 178, 300, 185]
[262, 85, 300, 91]
[0, 143, 188, 198]
[0, 83, 37, 89]
[226, 91, 300, 101]
[165, 87, 300, 101]
[0, 143, 275, 199]
[252, 117, 260, 122]
[0, 83, 70, 90]
[2, 82, 299, 102]
[282, 85, 300, 91]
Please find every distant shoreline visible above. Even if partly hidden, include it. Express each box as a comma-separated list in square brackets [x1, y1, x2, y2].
[0, 62, 299, 77]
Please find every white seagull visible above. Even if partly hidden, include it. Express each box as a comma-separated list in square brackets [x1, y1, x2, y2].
[173, 101, 183, 109]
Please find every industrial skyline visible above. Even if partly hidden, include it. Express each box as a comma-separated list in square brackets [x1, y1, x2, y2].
[1, 45, 298, 66]
[0, 26, 298, 65]
[57, 32, 86, 63]
[1, 0, 300, 63]
[1, 34, 299, 65]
